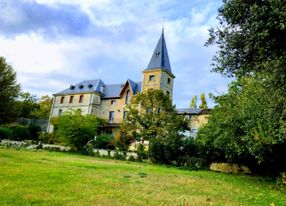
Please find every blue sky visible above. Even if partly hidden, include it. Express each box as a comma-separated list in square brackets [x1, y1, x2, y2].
[0, 0, 230, 108]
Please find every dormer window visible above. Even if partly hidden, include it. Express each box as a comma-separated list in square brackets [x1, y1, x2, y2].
[88, 84, 93, 88]
[70, 85, 75, 90]
[79, 85, 84, 89]
[155, 52, 160, 57]
[149, 75, 155, 81]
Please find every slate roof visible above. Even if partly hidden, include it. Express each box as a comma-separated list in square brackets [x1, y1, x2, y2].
[176, 108, 211, 115]
[145, 29, 172, 74]
[55, 79, 104, 95]
[55, 79, 142, 99]
[176, 108, 202, 115]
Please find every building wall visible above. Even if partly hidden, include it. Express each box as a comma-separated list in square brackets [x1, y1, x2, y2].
[189, 114, 209, 131]
[95, 84, 132, 124]
[142, 68, 174, 98]
[48, 84, 134, 132]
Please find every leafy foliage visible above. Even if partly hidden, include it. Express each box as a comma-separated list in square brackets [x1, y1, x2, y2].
[17, 92, 39, 118]
[51, 110, 107, 150]
[32, 95, 53, 119]
[121, 89, 188, 142]
[197, 77, 286, 174]
[0, 57, 21, 123]
[190, 96, 198, 109]
[202, 0, 286, 175]
[199, 93, 208, 109]
[94, 133, 115, 149]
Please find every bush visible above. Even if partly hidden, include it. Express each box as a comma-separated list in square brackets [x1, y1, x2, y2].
[94, 133, 115, 149]
[10, 125, 31, 141]
[51, 110, 107, 150]
[28, 124, 41, 141]
[113, 150, 126, 160]
[38, 132, 59, 144]
[137, 143, 148, 161]
[0, 127, 11, 140]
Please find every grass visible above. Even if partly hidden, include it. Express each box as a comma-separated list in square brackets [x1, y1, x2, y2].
[0, 147, 285, 206]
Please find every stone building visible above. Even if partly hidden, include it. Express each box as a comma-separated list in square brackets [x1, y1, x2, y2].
[48, 30, 208, 133]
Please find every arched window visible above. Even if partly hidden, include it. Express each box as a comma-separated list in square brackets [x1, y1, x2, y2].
[60, 96, 64, 104]
[79, 95, 84, 103]
[69, 96, 74, 103]
[125, 90, 130, 104]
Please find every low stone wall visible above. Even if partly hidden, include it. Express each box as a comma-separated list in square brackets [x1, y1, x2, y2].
[94, 149, 137, 159]
[210, 163, 251, 174]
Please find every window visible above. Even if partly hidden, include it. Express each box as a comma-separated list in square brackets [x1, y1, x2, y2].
[58, 109, 62, 116]
[79, 95, 84, 103]
[149, 75, 155, 81]
[125, 90, 130, 104]
[123, 111, 127, 119]
[60, 96, 64, 104]
[167, 78, 171, 84]
[110, 99, 116, 105]
[109, 111, 115, 122]
[69, 96, 74, 103]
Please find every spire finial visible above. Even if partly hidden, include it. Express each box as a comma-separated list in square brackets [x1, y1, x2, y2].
[162, 16, 165, 33]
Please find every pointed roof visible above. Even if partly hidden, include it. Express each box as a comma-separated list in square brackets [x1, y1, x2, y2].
[145, 29, 172, 74]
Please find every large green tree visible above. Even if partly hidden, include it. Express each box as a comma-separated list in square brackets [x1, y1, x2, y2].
[32, 95, 53, 119]
[121, 90, 187, 143]
[121, 90, 188, 163]
[201, 0, 286, 174]
[0, 57, 21, 123]
[17, 92, 39, 118]
[197, 77, 286, 173]
[206, 0, 286, 123]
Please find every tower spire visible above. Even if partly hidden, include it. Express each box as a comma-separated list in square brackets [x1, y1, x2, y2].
[145, 29, 172, 74]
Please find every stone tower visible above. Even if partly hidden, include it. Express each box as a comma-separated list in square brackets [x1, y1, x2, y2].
[142, 29, 175, 99]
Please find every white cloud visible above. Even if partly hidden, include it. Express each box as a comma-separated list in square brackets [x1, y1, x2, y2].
[0, 0, 229, 108]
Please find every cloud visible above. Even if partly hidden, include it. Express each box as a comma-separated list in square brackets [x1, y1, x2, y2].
[0, 0, 90, 37]
[0, 0, 229, 108]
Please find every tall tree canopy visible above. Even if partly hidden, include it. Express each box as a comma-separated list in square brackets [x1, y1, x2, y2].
[201, 0, 286, 174]
[199, 93, 208, 109]
[0, 57, 21, 123]
[121, 90, 187, 142]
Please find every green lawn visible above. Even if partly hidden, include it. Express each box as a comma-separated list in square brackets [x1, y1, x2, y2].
[0, 147, 285, 206]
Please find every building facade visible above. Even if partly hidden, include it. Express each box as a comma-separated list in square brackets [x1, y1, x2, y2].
[48, 30, 209, 133]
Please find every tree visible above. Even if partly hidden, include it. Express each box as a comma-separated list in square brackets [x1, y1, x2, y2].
[121, 90, 188, 163]
[202, 0, 286, 175]
[0, 57, 21, 123]
[190, 96, 198, 109]
[197, 76, 286, 174]
[206, 0, 286, 125]
[51, 110, 107, 150]
[32, 95, 53, 119]
[199, 93, 208, 109]
[122, 89, 187, 142]
[17, 92, 39, 118]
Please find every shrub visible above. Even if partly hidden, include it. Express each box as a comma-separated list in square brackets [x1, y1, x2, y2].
[10, 125, 31, 141]
[28, 124, 41, 141]
[137, 143, 148, 161]
[0, 127, 11, 140]
[51, 110, 107, 150]
[94, 133, 115, 149]
[113, 150, 126, 160]
[38, 132, 59, 144]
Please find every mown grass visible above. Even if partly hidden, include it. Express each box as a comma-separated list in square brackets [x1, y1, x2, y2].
[0, 147, 285, 206]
